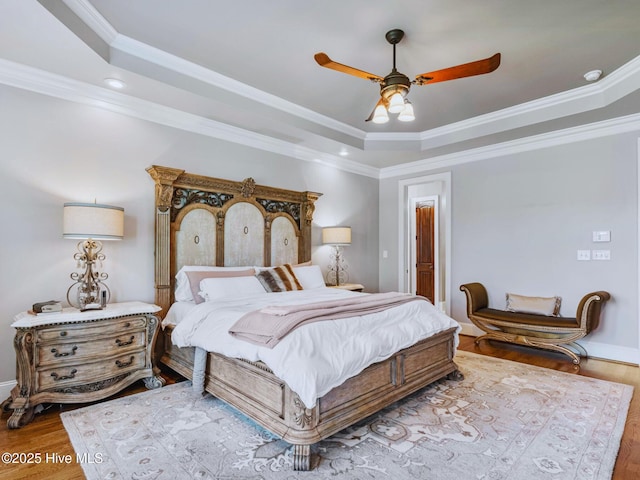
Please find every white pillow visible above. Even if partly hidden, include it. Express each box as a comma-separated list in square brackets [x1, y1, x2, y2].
[175, 266, 255, 302]
[505, 292, 562, 317]
[293, 265, 326, 290]
[199, 276, 267, 302]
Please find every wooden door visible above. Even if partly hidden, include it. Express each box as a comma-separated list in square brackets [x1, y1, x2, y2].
[416, 202, 435, 303]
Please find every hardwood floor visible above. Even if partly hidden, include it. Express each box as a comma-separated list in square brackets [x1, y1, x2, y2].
[0, 336, 638, 479]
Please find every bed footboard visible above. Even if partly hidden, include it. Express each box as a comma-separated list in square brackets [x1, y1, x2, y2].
[160, 326, 459, 470]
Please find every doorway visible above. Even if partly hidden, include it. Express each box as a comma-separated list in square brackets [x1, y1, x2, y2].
[397, 172, 451, 313]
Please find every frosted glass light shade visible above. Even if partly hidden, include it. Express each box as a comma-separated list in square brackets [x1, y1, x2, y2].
[63, 203, 124, 240]
[398, 102, 415, 122]
[322, 226, 352, 245]
[387, 92, 405, 113]
[371, 104, 389, 124]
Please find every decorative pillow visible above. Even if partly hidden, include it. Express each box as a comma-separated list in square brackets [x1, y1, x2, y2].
[186, 269, 255, 304]
[254, 260, 312, 273]
[255, 264, 303, 292]
[199, 276, 267, 303]
[505, 292, 562, 317]
[293, 265, 326, 290]
[175, 266, 256, 302]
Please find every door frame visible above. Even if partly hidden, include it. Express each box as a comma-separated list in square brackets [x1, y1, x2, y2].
[410, 195, 439, 304]
[397, 172, 452, 314]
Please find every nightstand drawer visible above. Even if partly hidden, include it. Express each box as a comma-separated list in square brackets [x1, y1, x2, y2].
[37, 330, 147, 367]
[37, 316, 148, 342]
[38, 350, 147, 391]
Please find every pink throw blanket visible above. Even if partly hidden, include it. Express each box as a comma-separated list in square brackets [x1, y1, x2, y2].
[228, 292, 424, 348]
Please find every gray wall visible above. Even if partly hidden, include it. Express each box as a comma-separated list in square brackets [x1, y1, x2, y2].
[380, 132, 639, 358]
[0, 86, 379, 387]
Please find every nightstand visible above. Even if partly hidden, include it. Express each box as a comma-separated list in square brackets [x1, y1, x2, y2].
[2, 301, 164, 428]
[328, 283, 364, 292]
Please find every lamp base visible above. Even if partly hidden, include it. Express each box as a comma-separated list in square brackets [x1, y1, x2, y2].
[67, 239, 111, 309]
[326, 245, 349, 287]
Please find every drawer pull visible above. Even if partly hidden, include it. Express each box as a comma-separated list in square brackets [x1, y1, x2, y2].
[50, 369, 77, 381]
[116, 356, 135, 368]
[124, 322, 131, 328]
[115, 336, 135, 347]
[51, 346, 78, 358]
[59, 331, 68, 337]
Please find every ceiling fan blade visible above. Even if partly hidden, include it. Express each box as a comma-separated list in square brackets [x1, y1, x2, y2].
[415, 53, 501, 85]
[314, 53, 383, 83]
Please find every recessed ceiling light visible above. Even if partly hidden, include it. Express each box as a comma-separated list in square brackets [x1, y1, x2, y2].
[583, 70, 602, 82]
[339, 148, 349, 157]
[104, 78, 126, 89]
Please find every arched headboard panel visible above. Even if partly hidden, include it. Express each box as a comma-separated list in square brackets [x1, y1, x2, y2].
[224, 201, 265, 267]
[271, 215, 299, 266]
[147, 165, 322, 316]
[175, 207, 216, 272]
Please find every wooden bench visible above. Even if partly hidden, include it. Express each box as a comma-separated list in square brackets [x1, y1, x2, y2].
[459, 282, 610, 364]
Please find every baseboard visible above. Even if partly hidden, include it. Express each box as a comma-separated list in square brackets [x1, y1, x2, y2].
[579, 340, 639, 365]
[0, 380, 16, 401]
[457, 322, 639, 365]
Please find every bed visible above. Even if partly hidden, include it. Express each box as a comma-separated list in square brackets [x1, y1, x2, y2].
[146, 165, 462, 470]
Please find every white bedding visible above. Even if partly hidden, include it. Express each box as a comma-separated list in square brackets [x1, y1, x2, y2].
[170, 287, 461, 408]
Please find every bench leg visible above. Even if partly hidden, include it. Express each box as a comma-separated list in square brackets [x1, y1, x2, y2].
[476, 332, 584, 365]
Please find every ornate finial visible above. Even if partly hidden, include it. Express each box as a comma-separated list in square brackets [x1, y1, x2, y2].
[240, 178, 256, 198]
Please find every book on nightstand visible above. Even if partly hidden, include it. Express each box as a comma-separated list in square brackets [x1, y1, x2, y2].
[30, 300, 62, 315]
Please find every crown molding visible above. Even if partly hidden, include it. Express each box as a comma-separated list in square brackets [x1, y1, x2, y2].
[61, 0, 366, 142]
[57, 0, 640, 152]
[379, 112, 640, 179]
[0, 59, 379, 179]
[2, 56, 637, 182]
[109, 34, 368, 142]
[62, 0, 117, 43]
[367, 53, 640, 151]
[52, 0, 640, 155]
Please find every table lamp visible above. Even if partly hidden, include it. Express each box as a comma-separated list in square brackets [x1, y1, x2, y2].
[322, 226, 351, 286]
[63, 202, 124, 309]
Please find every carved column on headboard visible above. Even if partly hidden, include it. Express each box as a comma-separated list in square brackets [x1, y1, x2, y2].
[300, 192, 322, 263]
[264, 214, 272, 267]
[215, 210, 226, 266]
[146, 166, 185, 316]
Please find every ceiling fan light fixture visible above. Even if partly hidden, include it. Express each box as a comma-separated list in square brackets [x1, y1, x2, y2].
[315, 29, 501, 126]
[397, 101, 415, 122]
[372, 104, 390, 124]
[387, 92, 406, 113]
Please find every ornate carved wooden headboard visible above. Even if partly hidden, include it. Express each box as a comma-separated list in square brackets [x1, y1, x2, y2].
[147, 165, 322, 316]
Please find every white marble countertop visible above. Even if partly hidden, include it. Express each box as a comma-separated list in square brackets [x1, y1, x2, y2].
[12, 301, 161, 328]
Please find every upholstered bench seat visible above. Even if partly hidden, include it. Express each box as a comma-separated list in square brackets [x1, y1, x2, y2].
[473, 308, 580, 329]
[460, 282, 610, 365]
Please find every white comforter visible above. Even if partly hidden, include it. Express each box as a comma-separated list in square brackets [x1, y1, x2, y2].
[170, 288, 460, 408]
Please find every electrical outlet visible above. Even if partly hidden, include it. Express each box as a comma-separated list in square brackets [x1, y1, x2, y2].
[577, 250, 591, 261]
[592, 249, 611, 260]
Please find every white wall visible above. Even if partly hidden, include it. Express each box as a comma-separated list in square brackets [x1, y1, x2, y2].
[0, 85, 379, 388]
[380, 131, 639, 363]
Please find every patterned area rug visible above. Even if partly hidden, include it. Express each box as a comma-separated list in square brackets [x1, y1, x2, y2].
[61, 351, 633, 479]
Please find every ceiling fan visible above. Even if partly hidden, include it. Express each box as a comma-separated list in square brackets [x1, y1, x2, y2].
[314, 29, 501, 124]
